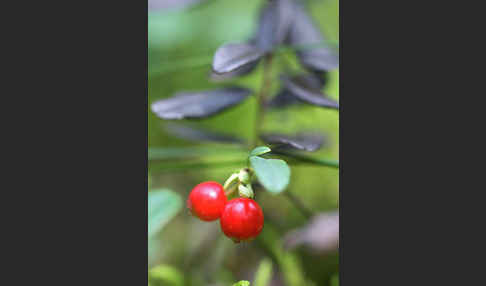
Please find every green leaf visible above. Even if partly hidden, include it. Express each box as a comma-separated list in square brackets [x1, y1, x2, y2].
[250, 146, 271, 157]
[250, 156, 290, 193]
[254, 258, 273, 286]
[148, 189, 182, 239]
[232, 281, 250, 286]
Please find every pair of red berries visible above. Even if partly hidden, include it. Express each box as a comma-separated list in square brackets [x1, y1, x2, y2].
[187, 181, 264, 242]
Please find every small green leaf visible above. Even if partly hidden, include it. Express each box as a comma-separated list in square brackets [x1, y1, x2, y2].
[250, 146, 271, 157]
[254, 258, 273, 286]
[250, 156, 290, 193]
[148, 189, 182, 239]
[232, 281, 250, 286]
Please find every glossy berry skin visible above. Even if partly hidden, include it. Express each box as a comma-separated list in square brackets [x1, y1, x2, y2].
[220, 198, 264, 243]
[187, 181, 227, 221]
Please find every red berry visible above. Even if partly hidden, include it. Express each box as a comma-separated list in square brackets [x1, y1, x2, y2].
[220, 198, 264, 243]
[187, 181, 227, 221]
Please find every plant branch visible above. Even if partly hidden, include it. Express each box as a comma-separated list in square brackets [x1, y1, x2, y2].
[252, 54, 274, 148]
[272, 150, 339, 169]
[284, 191, 313, 219]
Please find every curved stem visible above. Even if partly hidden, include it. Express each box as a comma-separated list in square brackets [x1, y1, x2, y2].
[224, 183, 239, 197]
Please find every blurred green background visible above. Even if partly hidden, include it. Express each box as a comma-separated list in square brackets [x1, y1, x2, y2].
[148, 0, 339, 285]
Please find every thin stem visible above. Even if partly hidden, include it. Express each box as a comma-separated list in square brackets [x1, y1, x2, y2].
[284, 191, 313, 219]
[252, 54, 274, 148]
[272, 150, 339, 169]
[224, 183, 239, 197]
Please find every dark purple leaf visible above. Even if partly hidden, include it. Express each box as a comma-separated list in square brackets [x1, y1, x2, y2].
[164, 122, 246, 144]
[148, 0, 206, 11]
[261, 132, 325, 151]
[287, 5, 338, 71]
[312, 70, 329, 87]
[284, 212, 339, 253]
[282, 75, 339, 109]
[210, 60, 259, 82]
[151, 87, 252, 119]
[268, 72, 329, 108]
[266, 90, 301, 108]
[212, 43, 263, 74]
[253, 0, 295, 52]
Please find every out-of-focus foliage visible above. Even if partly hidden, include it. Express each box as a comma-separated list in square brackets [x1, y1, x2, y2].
[284, 211, 339, 252]
[148, 189, 182, 239]
[149, 264, 185, 286]
[253, 258, 273, 286]
[148, 0, 339, 285]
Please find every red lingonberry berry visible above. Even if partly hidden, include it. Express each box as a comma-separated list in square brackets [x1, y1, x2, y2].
[220, 198, 264, 243]
[187, 181, 227, 221]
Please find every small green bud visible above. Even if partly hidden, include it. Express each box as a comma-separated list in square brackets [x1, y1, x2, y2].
[238, 184, 254, 199]
[238, 168, 251, 184]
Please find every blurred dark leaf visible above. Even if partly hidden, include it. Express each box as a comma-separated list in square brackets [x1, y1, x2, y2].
[267, 90, 300, 108]
[164, 122, 246, 144]
[283, 211, 339, 253]
[250, 156, 290, 193]
[212, 43, 263, 74]
[151, 87, 252, 119]
[148, 0, 206, 11]
[261, 132, 324, 152]
[287, 5, 338, 71]
[293, 72, 325, 90]
[312, 70, 329, 87]
[282, 75, 339, 109]
[210, 60, 259, 82]
[254, 0, 295, 52]
[268, 72, 330, 108]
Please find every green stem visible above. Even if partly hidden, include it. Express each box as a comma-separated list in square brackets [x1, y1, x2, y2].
[284, 191, 313, 219]
[272, 150, 339, 169]
[252, 54, 273, 148]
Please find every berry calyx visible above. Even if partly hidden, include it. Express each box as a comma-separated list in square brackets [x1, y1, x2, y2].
[187, 181, 227, 221]
[220, 198, 264, 243]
